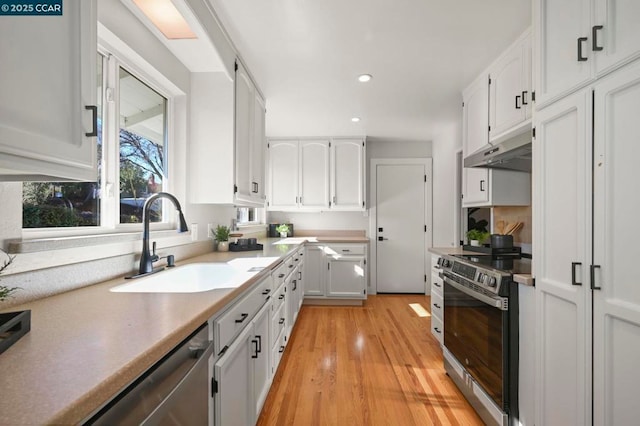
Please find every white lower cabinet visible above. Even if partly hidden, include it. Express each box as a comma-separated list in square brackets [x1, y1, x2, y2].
[326, 256, 366, 298]
[430, 254, 444, 345]
[304, 243, 368, 300]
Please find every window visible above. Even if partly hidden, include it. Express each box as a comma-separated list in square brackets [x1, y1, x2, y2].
[22, 51, 171, 230]
[236, 207, 264, 225]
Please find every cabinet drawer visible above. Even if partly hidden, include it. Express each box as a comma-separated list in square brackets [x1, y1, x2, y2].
[431, 315, 443, 345]
[324, 244, 366, 256]
[431, 294, 443, 320]
[271, 302, 285, 349]
[214, 277, 270, 354]
[271, 328, 287, 376]
[431, 272, 443, 298]
[272, 261, 288, 287]
[272, 282, 286, 312]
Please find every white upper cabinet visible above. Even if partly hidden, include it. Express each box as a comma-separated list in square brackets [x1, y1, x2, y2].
[190, 61, 266, 206]
[593, 0, 640, 76]
[0, 0, 98, 181]
[489, 29, 532, 139]
[330, 138, 365, 210]
[234, 61, 266, 207]
[299, 139, 330, 210]
[267, 140, 298, 210]
[534, 0, 640, 108]
[267, 137, 366, 211]
[462, 73, 490, 156]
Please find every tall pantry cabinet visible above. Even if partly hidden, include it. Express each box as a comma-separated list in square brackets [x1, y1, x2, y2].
[533, 1, 640, 424]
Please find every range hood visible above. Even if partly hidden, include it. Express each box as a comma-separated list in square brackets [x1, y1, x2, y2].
[464, 131, 532, 172]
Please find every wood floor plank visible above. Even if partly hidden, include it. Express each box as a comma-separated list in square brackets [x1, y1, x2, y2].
[257, 295, 483, 426]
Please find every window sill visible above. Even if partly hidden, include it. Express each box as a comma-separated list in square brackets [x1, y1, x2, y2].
[9, 229, 193, 254]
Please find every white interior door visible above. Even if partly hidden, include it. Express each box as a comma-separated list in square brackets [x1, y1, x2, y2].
[375, 162, 427, 293]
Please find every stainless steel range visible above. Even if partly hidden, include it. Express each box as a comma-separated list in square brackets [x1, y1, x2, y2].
[438, 253, 528, 426]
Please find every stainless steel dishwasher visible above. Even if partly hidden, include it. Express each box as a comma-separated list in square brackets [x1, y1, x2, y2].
[87, 323, 213, 425]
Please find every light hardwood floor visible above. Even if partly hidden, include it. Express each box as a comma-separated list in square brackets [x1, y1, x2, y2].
[257, 294, 483, 425]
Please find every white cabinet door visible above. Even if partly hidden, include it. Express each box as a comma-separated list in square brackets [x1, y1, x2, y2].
[0, 0, 97, 181]
[330, 138, 365, 210]
[303, 245, 325, 296]
[533, 89, 591, 426]
[593, 0, 640, 76]
[235, 61, 254, 200]
[463, 168, 490, 205]
[592, 61, 640, 426]
[299, 139, 330, 210]
[268, 140, 298, 210]
[462, 73, 489, 156]
[327, 257, 366, 299]
[251, 94, 266, 200]
[214, 324, 253, 426]
[490, 30, 531, 138]
[534, 0, 593, 106]
[252, 303, 271, 420]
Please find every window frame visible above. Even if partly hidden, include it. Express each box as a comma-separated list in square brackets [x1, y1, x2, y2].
[22, 43, 177, 239]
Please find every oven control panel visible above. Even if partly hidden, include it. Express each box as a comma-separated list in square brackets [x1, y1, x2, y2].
[440, 254, 509, 295]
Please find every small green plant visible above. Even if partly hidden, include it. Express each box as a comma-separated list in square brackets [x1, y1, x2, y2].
[467, 229, 489, 243]
[275, 224, 290, 235]
[212, 225, 230, 242]
[0, 248, 19, 302]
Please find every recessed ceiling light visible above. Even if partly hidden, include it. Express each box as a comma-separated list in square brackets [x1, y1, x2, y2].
[358, 74, 372, 83]
[133, 0, 197, 40]
[351, 117, 361, 122]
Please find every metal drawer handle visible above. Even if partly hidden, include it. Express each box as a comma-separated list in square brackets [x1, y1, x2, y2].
[278, 273, 285, 278]
[235, 313, 249, 323]
[279, 346, 285, 353]
[279, 294, 285, 300]
[434, 282, 441, 288]
[515, 95, 521, 109]
[591, 264, 602, 290]
[433, 303, 441, 309]
[522, 90, 528, 105]
[434, 327, 441, 334]
[262, 289, 271, 295]
[592, 25, 603, 51]
[279, 318, 285, 324]
[251, 338, 259, 359]
[85, 105, 98, 137]
[577, 37, 588, 61]
[571, 262, 582, 286]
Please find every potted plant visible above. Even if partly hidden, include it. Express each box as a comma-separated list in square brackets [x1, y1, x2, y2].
[275, 224, 290, 238]
[212, 225, 230, 252]
[467, 229, 489, 246]
[1, 249, 30, 355]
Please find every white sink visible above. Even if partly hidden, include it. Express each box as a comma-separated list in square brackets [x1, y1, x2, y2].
[110, 263, 260, 293]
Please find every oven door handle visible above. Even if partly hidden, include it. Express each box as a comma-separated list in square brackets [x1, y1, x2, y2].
[444, 277, 508, 311]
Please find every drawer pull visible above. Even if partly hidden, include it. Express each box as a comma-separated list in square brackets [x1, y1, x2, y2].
[433, 303, 441, 309]
[434, 327, 441, 334]
[251, 339, 259, 359]
[288, 264, 294, 268]
[434, 282, 441, 288]
[279, 294, 285, 300]
[294, 258, 299, 262]
[279, 318, 285, 324]
[235, 313, 249, 323]
[278, 273, 285, 278]
[279, 346, 285, 353]
[262, 289, 271, 295]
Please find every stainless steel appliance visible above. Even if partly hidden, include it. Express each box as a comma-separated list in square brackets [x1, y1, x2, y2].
[439, 253, 528, 426]
[464, 131, 531, 172]
[87, 323, 212, 425]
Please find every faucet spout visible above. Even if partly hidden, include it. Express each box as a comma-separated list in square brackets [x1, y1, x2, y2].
[138, 192, 189, 276]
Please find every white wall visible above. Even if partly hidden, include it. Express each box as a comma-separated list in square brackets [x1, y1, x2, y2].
[266, 138, 432, 234]
[431, 120, 462, 247]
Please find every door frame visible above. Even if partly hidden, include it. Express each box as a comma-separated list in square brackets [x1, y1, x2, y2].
[368, 158, 433, 295]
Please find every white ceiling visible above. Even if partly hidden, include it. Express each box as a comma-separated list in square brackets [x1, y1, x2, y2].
[208, 0, 532, 142]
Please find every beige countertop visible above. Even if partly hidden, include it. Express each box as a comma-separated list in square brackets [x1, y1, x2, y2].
[0, 236, 367, 425]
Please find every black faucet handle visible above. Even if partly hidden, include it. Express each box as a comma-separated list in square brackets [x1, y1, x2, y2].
[167, 255, 175, 267]
[151, 241, 159, 262]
